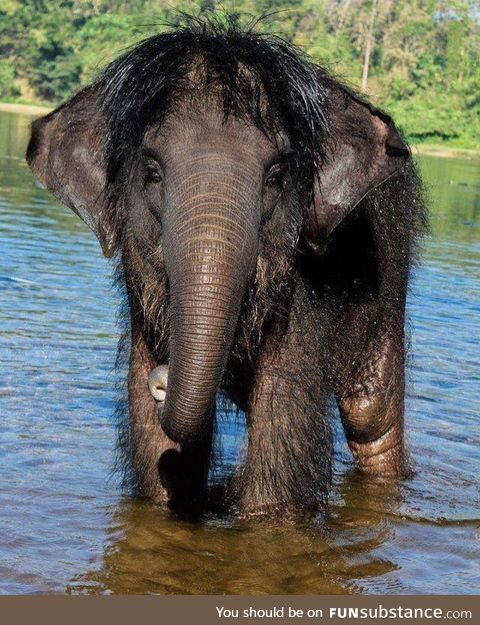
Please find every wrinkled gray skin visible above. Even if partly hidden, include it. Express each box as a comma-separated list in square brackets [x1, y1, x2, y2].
[26, 84, 411, 516]
[145, 109, 279, 444]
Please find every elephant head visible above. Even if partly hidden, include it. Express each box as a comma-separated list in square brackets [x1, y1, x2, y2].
[26, 26, 409, 449]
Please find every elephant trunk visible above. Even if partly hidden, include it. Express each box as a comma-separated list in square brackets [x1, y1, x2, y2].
[161, 189, 259, 445]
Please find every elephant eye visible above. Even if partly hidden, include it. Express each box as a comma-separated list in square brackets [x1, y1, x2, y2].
[144, 159, 163, 184]
[265, 163, 285, 189]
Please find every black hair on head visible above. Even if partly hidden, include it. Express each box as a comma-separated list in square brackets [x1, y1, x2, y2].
[96, 12, 329, 206]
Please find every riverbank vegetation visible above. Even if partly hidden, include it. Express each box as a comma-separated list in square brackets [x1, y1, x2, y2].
[0, 0, 478, 148]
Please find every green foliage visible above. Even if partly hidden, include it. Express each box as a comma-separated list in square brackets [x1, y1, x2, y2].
[0, 0, 478, 148]
[0, 59, 16, 98]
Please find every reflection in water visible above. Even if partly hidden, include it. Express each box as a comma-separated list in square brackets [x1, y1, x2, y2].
[0, 111, 479, 594]
[68, 474, 400, 595]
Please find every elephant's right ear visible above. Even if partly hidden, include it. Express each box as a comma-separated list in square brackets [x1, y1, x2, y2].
[26, 86, 115, 257]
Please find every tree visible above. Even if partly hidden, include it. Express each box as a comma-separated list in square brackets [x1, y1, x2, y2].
[0, 0, 477, 147]
[360, 0, 377, 90]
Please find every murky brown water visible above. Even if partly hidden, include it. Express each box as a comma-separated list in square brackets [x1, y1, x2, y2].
[0, 111, 479, 594]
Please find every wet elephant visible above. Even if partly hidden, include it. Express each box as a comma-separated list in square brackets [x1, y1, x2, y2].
[26, 19, 426, 516]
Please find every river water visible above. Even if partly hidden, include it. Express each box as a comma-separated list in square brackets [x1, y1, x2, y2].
[0, 110, 478, 595]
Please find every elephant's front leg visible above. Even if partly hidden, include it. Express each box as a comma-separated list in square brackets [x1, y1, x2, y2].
[237, 328, 332, 516]
[336, 331, 406, 478]
[128, 331, 212, 509]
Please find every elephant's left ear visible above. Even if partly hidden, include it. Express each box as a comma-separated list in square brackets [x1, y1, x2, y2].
[304, 84, 410, 252]
[26, 86, 116, 257]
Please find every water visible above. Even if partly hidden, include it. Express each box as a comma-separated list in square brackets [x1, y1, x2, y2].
[0, 110, 478, 595]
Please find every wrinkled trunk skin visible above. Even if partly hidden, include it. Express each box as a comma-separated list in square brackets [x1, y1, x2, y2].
[161, 165, 260, 445]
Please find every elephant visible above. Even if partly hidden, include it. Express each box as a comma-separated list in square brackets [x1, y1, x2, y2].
[26, 17, 426, 517]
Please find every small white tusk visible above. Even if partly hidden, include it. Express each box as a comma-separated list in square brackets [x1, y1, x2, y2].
[148, 365, 168, 403]
[155, 388, 166, 402]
